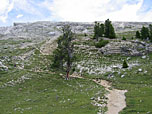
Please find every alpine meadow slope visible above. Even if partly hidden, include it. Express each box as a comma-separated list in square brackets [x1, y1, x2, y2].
[0, 21, 152, 114]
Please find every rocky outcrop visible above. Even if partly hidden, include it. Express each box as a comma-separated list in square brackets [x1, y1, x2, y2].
[100, 40, 152, 56]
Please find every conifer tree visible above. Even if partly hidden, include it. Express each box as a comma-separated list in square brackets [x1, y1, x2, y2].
[52, 25, 74, 79]
[104, 19, 110, 38]
[109, 23, 116, 38]
[94, 22, 105, 40]
[141, 26, 149, 40]
[136, 31, 141, 39]
[122, 60, 128, 68]
[99, 23, 104, 37]
[149, 24, 152, 41]
[93, 22, 100, 40]
[104, 19, 116, 38]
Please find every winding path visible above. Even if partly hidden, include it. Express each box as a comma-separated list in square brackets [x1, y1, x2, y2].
[94, 79, 127, 114]
[71, 74, 127, 114]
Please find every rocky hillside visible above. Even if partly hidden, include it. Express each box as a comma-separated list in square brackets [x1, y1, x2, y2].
[1, 21, 152, 39]
[0, 21, 93, 41]
[1, 21, 152, 114]
[1, 21, 152, 71]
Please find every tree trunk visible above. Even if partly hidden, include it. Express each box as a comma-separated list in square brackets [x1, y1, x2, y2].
[66, 62, 70, 80]
[66, 70, 69, 79]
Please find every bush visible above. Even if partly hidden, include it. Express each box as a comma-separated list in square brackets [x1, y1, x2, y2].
[122, 36, 126, 40]
[95, 39, 109, 48]
[122, 60, 128, 68]
[136, 31, 140, 38]
[84, 33, 87, 37]
[131, 37, 134, 40]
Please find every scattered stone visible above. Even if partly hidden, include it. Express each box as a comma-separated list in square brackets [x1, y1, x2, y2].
[113, 66, 119, 69]
[59, 73, 63, 76]
[127, 57, 131, 60]
[121, 75, 125, 78]
[138, 69, 143, 72]
[18, 88, 22, 91]
[97, 112, 103, 114]
[107, 73, 115, 79]
[97, 97, 101, 101]
[142, 56, 146, 59]
[144, 71, 148, 74]
[90, 97, 95, 100]
[1, 75, 30, 88]
[97, 104, 102, 107]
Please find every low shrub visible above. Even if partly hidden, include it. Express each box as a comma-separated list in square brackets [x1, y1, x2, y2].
[122, 36, 126, 40]
[122, 60, 128, 68]
[95, 39, 109, 48]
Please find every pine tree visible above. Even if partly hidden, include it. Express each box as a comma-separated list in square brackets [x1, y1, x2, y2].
[122, 60, 128, 68]
[93, 22, 100, 40]
[52, 36, 65, 69]
[99, 23, 104, 37]
[52, 25, 74, 79]
[93, 22, 105, 40]
[122, 36, 126, 40]
[136, 31, 141, 39]
[149, 24, 152, 41]
[104, 19, 110, 38]
[104, 19, 116, 38]
[141, 26, 149, 40]
[109, 24, 116, 38]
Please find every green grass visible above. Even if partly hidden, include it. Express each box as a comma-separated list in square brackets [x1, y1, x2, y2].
[0, 38, 106, 114]
[1, 32, 152, 114]
[73, 34, 152, 114]
[95, 39, 109, 48]
[117, 31, 136, 39]
[108, 55, 152, 114]
[0, 39, 31, 45]
[0, 71, 105, 114]
[87, 54, 152, 114]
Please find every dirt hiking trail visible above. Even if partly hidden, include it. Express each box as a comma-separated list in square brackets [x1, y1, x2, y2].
[94, 79, 127, 114]
[71, 74, 127, 114]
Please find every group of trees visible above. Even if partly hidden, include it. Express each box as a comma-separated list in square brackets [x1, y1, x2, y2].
[51, 25, 74, 79]
[136, 25, 152, 41]
[94, 19, 116, 40]
[94, 22, 104, 40]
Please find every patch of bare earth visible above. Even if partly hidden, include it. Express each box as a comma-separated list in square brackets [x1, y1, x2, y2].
[94, 79, 127, 114]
